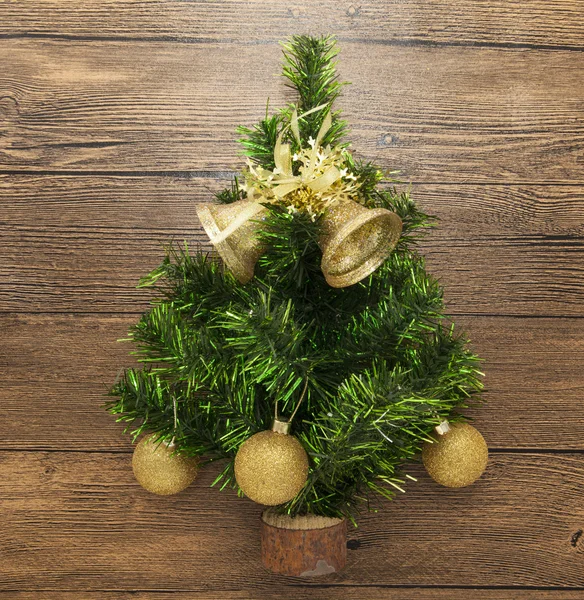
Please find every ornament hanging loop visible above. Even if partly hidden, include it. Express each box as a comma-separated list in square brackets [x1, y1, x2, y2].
[168, 395, 179, 447]
[274, 376, 309, 432]
[287, 376, 309, 424]
[272, 418, 292, 435]
[435, 420, 450, 436]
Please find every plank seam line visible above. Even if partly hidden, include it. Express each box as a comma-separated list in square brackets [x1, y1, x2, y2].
[293, 584, 584, 591]
[2, 311, 584, 319]
[1, 171, 584, 186]
[0, 448, 582, 455]
[0, 170, 236, 179]
[343, 35, 584, 53]
[5, 225, 584, 244]
[1, 32, 583, 53]
[2, 585, 584, 592]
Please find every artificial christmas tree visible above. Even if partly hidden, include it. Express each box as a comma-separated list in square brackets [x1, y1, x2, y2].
[107, 35, 486, 576]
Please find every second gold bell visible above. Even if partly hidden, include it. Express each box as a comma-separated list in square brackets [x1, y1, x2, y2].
[319, 199, 402, 288]
[196, 197, 402, 288]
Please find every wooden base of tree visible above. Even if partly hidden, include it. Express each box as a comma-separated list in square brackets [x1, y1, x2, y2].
[260, 510, 347, 577]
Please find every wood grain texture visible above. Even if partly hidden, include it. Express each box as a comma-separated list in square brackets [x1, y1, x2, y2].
[6, 593, 584, 600]
[1, 451, 583, 591]
[3, 175, 584, 235]
[1, 40, 583, 182]
[1, 313, 583, 451]
[2, 0, 584, 50]
[2, 175, 583, 315]
[2, 0, 584, 595]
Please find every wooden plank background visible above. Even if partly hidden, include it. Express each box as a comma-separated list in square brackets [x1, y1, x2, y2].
[1, 1, 583, 597]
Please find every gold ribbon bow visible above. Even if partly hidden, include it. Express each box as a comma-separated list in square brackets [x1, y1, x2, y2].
[270, 105, 341, 199]
[197, 103, 403, 287]
[214, 104, 337, 244]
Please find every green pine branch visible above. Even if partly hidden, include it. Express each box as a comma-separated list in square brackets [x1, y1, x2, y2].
[237, 111, 283, 171]
[107, 195, 482, 517]
[237, 35, 348, 169]
[280, 34, 348, 146]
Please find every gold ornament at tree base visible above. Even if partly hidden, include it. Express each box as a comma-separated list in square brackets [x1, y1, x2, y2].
[196, 200, 267, 284]
[234, 419, 309, 505]
[132, 434, 199, 495]
[319, 199, 403, 288]
[422, 422, 488, 488]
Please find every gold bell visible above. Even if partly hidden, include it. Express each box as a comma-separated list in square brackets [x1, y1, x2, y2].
[319, 199, 403, 288]
[196, 200, 268, 284]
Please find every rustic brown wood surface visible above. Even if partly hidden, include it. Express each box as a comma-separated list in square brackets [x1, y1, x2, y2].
[1, 41, 583, 182]
[1, 1, 583, 597]
[6, 594, 584, 600]
[2, 177, 584, 315]
[2, 0, 584, 49]
[2, 313, 583, 450]
[1, 452, 583, 590]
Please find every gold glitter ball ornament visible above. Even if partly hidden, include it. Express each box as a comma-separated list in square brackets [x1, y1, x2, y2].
[234, 428, 309, 506]
[132, 434, 199, 495]
[422, 422, 488, 488]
